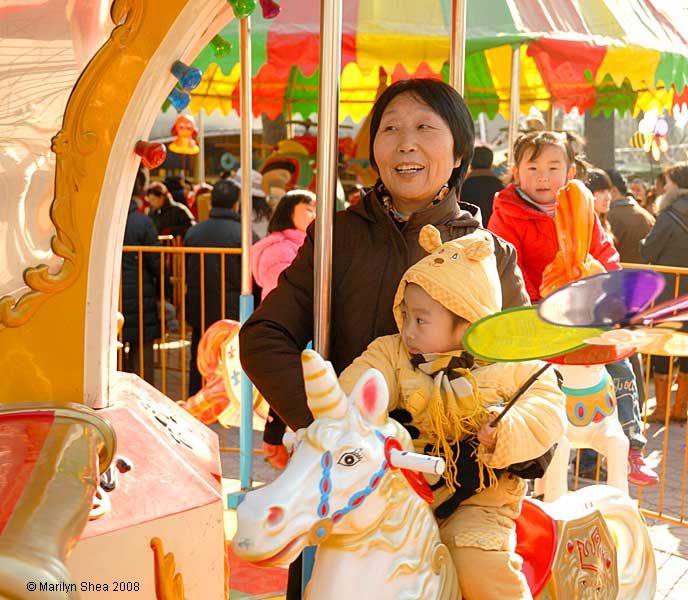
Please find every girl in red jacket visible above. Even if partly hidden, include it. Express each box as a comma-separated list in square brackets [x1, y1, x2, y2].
[487, 131, 619, 303]
[488, 131, 659, 486]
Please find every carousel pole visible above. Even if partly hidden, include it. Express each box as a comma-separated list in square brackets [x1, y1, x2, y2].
[198, 108, 206, 184]
[301, 0, 342, 589]
[234, 13, 255, 502]
[313, 0, 342, 358]
[507, 44, 522, 168]
[449, 0, 467, 95]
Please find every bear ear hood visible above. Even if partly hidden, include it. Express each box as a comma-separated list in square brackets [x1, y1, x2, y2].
[392, 229, 502, 331]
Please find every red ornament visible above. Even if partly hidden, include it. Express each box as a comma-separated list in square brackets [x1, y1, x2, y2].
[259, 0, 280, 19]
[134, 141, 166, 169]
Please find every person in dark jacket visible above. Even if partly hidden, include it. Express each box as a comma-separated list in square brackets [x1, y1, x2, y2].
[184, 179, 260, 396]
[147, 181, 195, 238]
[460, 146, 504, 225]
[239, 79, 529, 599]
[121, 172, 161, 385]
[641, 162, 688, 423]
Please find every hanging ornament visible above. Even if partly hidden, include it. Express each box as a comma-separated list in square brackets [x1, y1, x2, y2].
[134, 141, 167, 169]
[259, 0, 281, 19]
[169, 115, 200, 155]
[168, 87, 190, 111]
[227, 0, 256, 19]
[210, 35, 232, 59]
[638, 111, 670, 161]
[171, 60, 203, 91]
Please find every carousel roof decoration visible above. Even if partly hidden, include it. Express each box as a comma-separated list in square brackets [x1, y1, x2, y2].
[134, 140, 167, 169]
[187, 0, 688, 121]
[632, 111, 670, 161]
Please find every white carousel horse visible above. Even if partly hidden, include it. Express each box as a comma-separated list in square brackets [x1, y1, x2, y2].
[234, 350, 654, 600]
[535, 364, 629, 502]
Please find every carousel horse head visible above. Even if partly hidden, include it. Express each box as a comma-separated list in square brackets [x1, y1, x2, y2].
[234, 349, 415, 566]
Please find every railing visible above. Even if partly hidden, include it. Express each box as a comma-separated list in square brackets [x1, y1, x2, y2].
[120, 244, 241, 402]
[119, 248, 688, 526]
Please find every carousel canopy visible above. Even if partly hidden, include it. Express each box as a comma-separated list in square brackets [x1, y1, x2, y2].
[189, 0, 688, 121]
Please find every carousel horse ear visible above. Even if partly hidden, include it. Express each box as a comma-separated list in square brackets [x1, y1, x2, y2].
[301, 350, 348, 419]
[418, 225, 443, 253]
[350, 368, 389, 426]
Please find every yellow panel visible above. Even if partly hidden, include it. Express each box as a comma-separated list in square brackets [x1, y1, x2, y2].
[340, 63, 387, 122]
[189, 63, 240, 117]
[484, 45, 514, 118]
[596, 46, 660, 89]
[356, 1, 448, 74]
[520, 45, 550, 114]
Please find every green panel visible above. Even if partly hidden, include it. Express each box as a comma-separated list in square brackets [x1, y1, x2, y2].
[460, 52, 500, 119]
[193, 17, 268, 76]
[286, 68, 319, 117]
[590, 73, 636, 118]
[655, 52, 688, 91]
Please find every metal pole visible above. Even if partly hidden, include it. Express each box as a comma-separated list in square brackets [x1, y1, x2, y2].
[507, 44, 521, 168]
[449, 0, 467, 95]
[313, 0, 341, 358]
[237, 14, 254, 498]
[198, 109, 206, 184]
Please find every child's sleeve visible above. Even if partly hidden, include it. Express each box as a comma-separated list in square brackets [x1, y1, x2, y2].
[339, 335, 402, 410]
[590, 216, 621, 271]
[478, 361, 566, 469]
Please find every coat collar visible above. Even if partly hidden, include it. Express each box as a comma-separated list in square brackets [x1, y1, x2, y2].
[209, 206, 241, 221]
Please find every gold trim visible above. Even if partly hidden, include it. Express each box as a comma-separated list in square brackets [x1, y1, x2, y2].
[0, 0, 145, 328]
[151, 537, 185, 600]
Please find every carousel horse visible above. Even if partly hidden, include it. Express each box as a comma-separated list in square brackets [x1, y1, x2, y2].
[535, 363, 629, 501]
[234, 350, 656, 600]
[535, 180, 629, 501]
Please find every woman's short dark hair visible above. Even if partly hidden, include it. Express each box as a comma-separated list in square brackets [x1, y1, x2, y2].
[368, 79, 475, 190]
[585, 168, 612, 193]
[268, 190, 316, 233]
[146, 181, 171, 204]
[664, 162, 688, 190]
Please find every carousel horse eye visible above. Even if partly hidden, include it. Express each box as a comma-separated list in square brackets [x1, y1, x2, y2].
[452, 253, 459, 260]
[337, 452, 361, 467]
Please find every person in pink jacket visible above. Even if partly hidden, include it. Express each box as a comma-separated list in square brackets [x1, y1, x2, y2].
[252, 190, 316, 468]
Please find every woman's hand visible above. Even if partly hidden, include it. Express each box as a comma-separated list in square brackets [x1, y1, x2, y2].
[477, 422, 497, 452]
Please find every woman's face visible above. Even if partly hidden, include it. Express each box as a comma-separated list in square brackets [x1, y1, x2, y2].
[292, 201, 316, 232]
[592, 189, 611, 215]
[373, 92, 460, 214]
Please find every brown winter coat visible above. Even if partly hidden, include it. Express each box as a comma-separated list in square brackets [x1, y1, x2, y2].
[239, 187, 529, 429]
[607, 196, 655, 264]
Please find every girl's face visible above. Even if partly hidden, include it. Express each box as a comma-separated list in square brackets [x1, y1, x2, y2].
[292, 201, 316, 232]
[511, 144, 575, 206]
[373, 92, 460, 215]
[400, 284, 469, 355]
[593, 189, 611, 215]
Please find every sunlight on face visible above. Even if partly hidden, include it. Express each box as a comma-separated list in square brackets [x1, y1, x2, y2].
[400, 283, 469, 355]
[512, 144, 575, 206]
[292, 201, 316, 232]
[592, 189, 611, 215]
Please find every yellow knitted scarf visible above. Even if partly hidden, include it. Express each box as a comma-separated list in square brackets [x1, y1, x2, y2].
[412, 351, 499, 493]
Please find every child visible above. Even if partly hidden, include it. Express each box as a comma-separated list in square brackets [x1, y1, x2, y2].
[339, 226, 566, 600]
[487, 131, 619, 303]
[488, 131, 657, 485]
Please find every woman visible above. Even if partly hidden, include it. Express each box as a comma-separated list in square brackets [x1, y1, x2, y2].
[586, 168, 615, 240]
[239, 79, 528, 599]
[641, 162, 688, 423]
[146, 181, 195, 238]
[252, 190, 316, 469]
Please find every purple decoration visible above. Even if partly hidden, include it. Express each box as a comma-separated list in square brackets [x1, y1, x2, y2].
[632, 293, 688, 325]
[538, 269, 665, 328]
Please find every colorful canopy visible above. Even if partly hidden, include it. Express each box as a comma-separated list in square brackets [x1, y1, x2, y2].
[189, 0, 688, 120]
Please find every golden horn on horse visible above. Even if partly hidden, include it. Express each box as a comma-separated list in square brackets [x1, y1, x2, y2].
[301, 349, 348, 419]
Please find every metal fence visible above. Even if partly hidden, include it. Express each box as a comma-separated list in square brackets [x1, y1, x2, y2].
[120, 246, 688, 526]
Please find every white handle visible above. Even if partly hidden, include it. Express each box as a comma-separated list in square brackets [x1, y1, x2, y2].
[389, 449, 445, 475]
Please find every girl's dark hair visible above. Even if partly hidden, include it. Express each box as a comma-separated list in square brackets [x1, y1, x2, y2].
[513, 130, 585, 171]
[585, 168, 612, 193]
[253, 196, 272, 222]
[268, 190, 316, 233]
[146, 181, 171, 204]
[368, 79, 475, 190]
[664, 162, 688, 189]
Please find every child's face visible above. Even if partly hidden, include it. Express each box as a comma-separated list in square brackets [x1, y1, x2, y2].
[400, 284, 469, 355]
[592, 188, 611, 215]
[511, 144, 575, 206]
